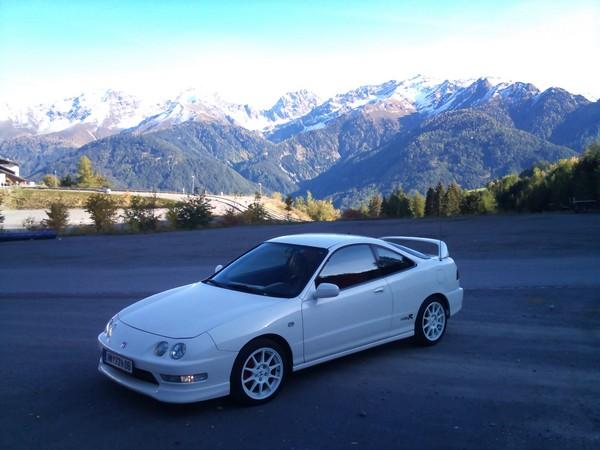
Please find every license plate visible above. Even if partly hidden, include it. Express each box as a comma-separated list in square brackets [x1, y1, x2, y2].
[103, 349, 133, 374]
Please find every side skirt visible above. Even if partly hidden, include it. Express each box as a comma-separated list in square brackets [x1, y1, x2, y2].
[292, 330, 415, 372]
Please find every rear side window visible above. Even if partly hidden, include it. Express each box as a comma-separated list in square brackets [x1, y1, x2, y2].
[373, 246, 415, 276]
[316, 245, 379, 289]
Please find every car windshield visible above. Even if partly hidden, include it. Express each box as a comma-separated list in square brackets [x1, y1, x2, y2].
[204, 242, 328, 299]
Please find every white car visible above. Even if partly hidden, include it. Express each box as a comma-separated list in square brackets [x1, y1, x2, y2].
[98, 234, 463, 404]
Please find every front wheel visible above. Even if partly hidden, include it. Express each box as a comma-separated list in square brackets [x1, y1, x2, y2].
[230, 338, 288, 405]
[415, 297, 448, 346]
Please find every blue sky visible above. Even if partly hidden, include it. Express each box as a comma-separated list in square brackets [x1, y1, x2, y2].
[1, 0, 599, 105]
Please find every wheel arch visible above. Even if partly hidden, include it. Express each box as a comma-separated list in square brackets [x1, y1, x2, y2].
[243, 333, 294, 371]
[426, 293, 450, 316]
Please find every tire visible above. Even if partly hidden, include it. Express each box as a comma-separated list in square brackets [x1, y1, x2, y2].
[230, 338, 288, 405]
[414, 296, 448, 346]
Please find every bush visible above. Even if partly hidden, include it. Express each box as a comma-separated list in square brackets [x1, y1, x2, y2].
[460, 189, 497, 214]
[242, 202, 269, 224]
[85, 194, 119, 232]
[167, 195, 213, 229]
[22, 216, 38, 230]
[43, 174, 60, 188]
[341, 208, 368, 220]
[60, 174, 76, 187]
[294, 192, 339, 221]
[221, 207, 244, 227]
[0, 192, 5, 229]
[42, 201, 70, 233]
[123, 195, 160, 232]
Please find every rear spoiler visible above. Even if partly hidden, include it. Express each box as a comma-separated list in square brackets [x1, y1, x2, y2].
[379, 236, 449, 261]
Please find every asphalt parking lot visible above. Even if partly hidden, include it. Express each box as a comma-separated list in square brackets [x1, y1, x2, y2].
[1, 213, 599, 449]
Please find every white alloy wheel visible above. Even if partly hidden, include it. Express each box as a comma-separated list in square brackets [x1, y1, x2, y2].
[241, 347, 284, 400]
[415, 297, 448, 346]
[231, 338, 288, 405]
[422, 301, 446, 341]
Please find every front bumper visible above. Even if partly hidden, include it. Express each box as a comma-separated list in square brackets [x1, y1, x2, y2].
[98, 358, 230, 403]
[97, 323, 236, 404]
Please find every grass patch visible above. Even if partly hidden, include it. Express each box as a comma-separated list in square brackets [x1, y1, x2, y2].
[1, 188, 177, 209]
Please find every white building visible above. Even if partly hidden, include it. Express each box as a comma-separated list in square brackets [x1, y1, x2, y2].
[0, 158, 27, 186]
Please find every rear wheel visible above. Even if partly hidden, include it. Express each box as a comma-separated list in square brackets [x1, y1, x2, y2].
[230, 338, 288, 405]
[415, 297, 447, 346]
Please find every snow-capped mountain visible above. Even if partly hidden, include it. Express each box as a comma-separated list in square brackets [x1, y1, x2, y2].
[0, 90, 163, 142]
[0, 75, 593, 146]
[270, 75, 513, 135]
[132, 88, 322, 134]
[2, 74, 598, 206]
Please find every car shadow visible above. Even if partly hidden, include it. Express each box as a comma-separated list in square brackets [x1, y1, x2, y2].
[91, 337, 441, 415]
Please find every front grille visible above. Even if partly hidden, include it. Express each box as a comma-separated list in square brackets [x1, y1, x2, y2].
[132, 367, 159, 385]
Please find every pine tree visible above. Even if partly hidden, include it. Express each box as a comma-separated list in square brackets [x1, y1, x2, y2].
[409, 193, 426, 218]
[383, 187, 411, 217]
[75, 156, 110, 188]
[43, 201, 70, 233]
[367, 193, 383, 218]
[443, 182, 462, 216]
[425, 187, 436, 216]
[77, 156, 95, 187]
[284, 195, 293, 221]
[167, 194, 214, 229]
[434, 182, 445, 216]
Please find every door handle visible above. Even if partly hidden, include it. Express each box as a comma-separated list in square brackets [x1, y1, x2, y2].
[373, 287, 385, 294]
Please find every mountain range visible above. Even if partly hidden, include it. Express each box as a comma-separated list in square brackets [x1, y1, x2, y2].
[1, 75, 599, 206]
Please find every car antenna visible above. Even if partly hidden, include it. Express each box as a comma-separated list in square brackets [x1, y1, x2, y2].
[438, 202, 443, 261]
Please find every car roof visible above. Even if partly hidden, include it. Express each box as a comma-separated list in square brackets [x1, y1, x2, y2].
[267, 233, 383, 249]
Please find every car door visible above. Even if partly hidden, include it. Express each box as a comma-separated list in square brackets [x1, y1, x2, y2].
[371, 245, 421, 334]
[301, 244, 394, 362]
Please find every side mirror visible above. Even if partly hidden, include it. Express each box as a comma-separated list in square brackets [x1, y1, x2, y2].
[214, 264, 223, 273]
[315, 283, 340, 299]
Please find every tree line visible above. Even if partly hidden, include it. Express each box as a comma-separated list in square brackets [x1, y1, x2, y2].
[43, 156, 111, 189]
[25, 140, 600, 233]
[344, 141, 600, 219]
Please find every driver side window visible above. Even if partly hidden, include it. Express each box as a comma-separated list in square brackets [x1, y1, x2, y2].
[316, 245, 379, 290]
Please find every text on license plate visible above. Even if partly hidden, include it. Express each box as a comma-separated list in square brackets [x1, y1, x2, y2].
[104, 350, 133, 374]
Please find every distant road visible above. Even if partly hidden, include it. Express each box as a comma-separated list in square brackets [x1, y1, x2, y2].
[1, 187, 290, 228]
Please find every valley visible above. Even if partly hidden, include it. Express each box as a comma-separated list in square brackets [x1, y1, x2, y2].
[1, 76, 599, 207]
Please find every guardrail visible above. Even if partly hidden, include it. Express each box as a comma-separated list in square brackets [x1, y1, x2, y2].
[0, 230, 57, 241]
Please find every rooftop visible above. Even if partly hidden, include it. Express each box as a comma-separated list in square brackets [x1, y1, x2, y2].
[268, 233, 382, 249]
[0, 157, 18, 166]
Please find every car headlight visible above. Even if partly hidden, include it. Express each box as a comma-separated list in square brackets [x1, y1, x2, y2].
[170, 343, 186, 360]
[105, 317, 117, 338]
[154, 341, 169, 357]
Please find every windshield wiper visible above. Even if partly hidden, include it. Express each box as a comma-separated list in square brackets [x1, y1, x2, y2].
[226, 282, 267, 296]
[204, 279, 267, 296]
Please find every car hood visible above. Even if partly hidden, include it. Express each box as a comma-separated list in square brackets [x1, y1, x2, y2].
[118, 282, 278, 339]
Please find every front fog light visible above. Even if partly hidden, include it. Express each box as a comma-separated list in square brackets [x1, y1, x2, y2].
[154, 341, 169, 356]
[170, 343, 186, 360]
[160, 373, 208, 383]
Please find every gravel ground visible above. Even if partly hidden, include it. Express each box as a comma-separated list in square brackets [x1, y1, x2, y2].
[1, 213, 599, 449]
